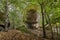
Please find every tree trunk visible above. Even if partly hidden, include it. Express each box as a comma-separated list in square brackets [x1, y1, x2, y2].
[4, 0, 9, 31]
[40, 3, 46, 38]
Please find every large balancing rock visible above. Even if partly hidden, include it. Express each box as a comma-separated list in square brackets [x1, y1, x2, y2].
[26, 9, 39, 29]
[26, 9, 38, 22]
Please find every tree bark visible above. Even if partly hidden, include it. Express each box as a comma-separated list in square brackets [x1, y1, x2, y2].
[4, 0, 9, 31]
[40, 3, 46, 38]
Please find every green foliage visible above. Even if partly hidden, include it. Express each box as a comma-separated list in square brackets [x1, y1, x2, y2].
[0, 0, 60, 31]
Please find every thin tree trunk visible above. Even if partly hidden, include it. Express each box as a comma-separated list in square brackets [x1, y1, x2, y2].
[4, 0, 9, 31]
[40, 3, 46, 38]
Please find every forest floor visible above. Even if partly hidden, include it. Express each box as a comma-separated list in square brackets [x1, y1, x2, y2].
[0, 29, 59, 40]
[0, 29, 49, 40]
